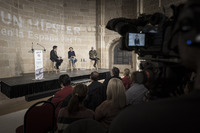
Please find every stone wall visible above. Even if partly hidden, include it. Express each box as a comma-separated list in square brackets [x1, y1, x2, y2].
[103, 0, 137, 71]
[0, 0, 96, 78]
[143, 0, 186, 16]
[0, 0, 188, 78]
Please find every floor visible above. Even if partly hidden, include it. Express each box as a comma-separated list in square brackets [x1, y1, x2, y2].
[0, 71, 116, 133]
[0, 109, 27, 133]
[0, 92, 50, 116]
[0, 92, 50, 133]
[0, 81, 93, 133]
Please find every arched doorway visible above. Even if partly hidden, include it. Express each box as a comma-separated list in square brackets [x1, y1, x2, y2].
[114, 44, 132, 65]
[108, 39, 135, 71]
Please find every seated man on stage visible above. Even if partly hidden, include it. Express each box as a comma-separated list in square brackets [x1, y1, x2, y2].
[50, 45, 63, 69]
[68, 47, 77, 68]
[89, 46, 100, 68]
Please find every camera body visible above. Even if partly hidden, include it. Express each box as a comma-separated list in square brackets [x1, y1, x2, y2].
[106, 3, 197, 99]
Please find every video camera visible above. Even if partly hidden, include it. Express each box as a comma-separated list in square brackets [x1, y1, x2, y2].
[106, 2, 199, 99]
[106, 12, 178, 58]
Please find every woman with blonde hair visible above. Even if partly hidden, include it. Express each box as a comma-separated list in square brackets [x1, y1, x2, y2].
[122, 68, 132, 90]
[95, 78, 127, 129]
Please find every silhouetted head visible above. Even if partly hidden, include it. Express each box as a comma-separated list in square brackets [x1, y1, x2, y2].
[123, 68, 130, 76]
[171, 0, 200, 70]
[58, 74, 71, 87]
[90, 71, 99, 81]
[67, 84, 88, 114]
[111, 67, 120, 77]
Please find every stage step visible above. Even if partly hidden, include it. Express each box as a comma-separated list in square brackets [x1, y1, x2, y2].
[25, 88, 60, 101]
[71, 78, 91, 85]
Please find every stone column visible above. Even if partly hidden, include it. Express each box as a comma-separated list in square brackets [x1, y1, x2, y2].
[96, 0, 105, 68]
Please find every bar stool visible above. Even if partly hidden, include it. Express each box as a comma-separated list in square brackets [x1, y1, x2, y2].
[89, 60, 98, 70]
[48, 60, 57, 74]
[67, 59, 76, 71]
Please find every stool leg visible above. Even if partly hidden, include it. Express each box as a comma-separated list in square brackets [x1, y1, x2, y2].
[96, 63, 98, 70]
[73, 64, 76, 70]
[90, 61, 93, 70]
[52, 63, 54, 72]
[68, 60, 72, 71]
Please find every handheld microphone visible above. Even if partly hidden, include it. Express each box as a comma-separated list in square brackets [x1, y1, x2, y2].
[31, 42, 34, 53]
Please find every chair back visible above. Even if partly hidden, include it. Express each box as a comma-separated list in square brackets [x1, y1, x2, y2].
[24, 101, 55, 133]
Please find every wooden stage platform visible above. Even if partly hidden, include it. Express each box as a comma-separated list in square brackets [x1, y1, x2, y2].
[0, 69, 110, 99]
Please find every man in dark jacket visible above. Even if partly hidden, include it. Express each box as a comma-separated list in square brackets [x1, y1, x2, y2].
[134, 34, 140, 46]
[89, 47, 99, 68]
[85, 71, 106, 111]
[103, 67, 122, 89]
[50, 45, 63, 69]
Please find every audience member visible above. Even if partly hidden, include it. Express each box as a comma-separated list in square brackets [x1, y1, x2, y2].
[103, 67, 121, 88]
[126, 71, 148, 105]
[60, 94, 72, 108]
[95, 78, 127, 129]
[109, 1, 200, 132]
[51, 74, 73, 118]
[57, 84, 94, 133]
[84, 71, 106, 111]
[122, 68, 132, 90]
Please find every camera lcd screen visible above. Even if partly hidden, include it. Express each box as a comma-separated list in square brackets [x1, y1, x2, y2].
[128, 33, 145, 46]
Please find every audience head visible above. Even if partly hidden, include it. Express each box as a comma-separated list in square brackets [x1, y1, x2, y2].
[123, 68, 130, 77]
[107, 78, 127, 109]
[67, 83, 88, 114]
[171, 0, 200, 88]
[111, 67, 120, 77]
[58, 74, 71, 88]
[130, 71, 146, 84]
[90, 71, 99, 81]
[169, 0, 200, 70]
[53, 45, 57, 51]
[131, 71, 138, 83]
[69, 47, 73, 51]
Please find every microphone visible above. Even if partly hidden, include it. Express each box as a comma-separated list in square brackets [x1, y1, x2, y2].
[31, 42, 34, 53]
[37, 43, 46, 52]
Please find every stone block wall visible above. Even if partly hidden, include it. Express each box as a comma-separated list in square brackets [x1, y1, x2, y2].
[0, 0, 189, 78]
[0, 0, 96, 78]
[143, 0, 186, 16]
